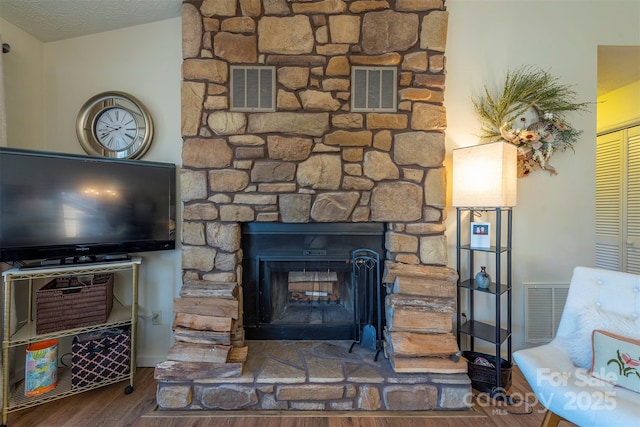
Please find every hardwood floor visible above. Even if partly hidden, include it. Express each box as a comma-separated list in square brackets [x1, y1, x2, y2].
[6, 366, 575, 427]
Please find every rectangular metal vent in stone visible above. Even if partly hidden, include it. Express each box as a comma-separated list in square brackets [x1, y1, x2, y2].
[351, 66, 397, 112]
[524, 283, 569, 343]
[230, 66, 275, 111]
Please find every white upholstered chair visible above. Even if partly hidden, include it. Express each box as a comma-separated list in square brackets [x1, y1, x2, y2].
[514, 266, 640, 427]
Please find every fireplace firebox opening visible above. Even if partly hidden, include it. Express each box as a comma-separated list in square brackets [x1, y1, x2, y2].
[241, 223, 385, 340]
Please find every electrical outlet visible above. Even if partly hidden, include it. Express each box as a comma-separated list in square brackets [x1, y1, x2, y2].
[152, 310, 162, 325]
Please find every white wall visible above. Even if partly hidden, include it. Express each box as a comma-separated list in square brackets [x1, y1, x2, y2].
[0, 18, 45, 150]
[1, 18, 182, 366]
[445, 0, 640, 354]
[44, 18, 183, 366]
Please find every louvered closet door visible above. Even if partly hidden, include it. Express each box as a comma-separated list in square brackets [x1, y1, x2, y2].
[626, 126, 640, 273]
[596, 130, 623, 270]
[596, 125, 640, 272]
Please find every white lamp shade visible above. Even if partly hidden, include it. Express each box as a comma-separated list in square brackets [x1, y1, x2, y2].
[452, 141, 517, 207]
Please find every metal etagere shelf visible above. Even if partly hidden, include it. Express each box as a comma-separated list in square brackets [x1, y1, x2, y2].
[456, 207, 512, 390]
[1, 258, 141, 427]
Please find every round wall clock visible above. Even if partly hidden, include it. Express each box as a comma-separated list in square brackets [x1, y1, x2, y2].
[76, 91, 154, 159]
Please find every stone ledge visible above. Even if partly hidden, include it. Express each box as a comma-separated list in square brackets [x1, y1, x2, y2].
[156, 340, 472, 411]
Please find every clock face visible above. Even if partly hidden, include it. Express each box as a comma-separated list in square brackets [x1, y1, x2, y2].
[76, 92, 153, 159]
[94, 107, 138, 151]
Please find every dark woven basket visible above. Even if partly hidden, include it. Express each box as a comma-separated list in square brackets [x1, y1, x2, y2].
[463, 350, 512, 390]
[71, 327, 131, 389]
[36, 274, 114, 334]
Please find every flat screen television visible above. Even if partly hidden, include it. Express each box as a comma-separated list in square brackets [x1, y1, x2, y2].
[0, 147, 176, 266]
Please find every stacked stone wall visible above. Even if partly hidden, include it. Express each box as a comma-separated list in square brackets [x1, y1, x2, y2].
[181, 0, 451, 282]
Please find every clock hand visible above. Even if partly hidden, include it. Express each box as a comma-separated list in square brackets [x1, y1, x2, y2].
[99, 128, 116, 138]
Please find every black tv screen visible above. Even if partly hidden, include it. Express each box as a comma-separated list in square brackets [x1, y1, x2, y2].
[0, 147, 176, 265]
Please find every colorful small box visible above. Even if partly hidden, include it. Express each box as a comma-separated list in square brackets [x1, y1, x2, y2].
[25, 340, 58, 396]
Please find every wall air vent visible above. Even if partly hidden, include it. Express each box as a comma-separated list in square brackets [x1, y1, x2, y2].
[351, 66, 397, 112]
[524, 283, 569, 343]
[230, 66, 275, 112]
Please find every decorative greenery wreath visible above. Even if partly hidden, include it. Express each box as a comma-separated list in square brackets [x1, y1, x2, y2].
[473, 65, 589, 177]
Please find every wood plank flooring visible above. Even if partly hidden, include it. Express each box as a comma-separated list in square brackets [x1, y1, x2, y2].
[6, 366, 577, 427]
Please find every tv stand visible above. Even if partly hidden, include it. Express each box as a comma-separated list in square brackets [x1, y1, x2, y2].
[1, 257, 141, 426]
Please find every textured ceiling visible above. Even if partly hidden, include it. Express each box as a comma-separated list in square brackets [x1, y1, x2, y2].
[1, 1, 638, 96]
[0, 0, 182, 42]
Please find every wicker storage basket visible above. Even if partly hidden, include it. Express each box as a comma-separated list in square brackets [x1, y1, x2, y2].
[463, 350, 512, 391]
[36, 274, 114, 334]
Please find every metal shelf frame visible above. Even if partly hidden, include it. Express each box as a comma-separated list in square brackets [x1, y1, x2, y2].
[456, 207, 513, 390]
[1, 258, 141, 426]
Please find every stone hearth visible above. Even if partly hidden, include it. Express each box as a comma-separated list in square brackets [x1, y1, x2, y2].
[156, 340, 470, 411]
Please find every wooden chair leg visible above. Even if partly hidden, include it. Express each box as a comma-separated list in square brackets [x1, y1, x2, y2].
[540, 409, 565, 427]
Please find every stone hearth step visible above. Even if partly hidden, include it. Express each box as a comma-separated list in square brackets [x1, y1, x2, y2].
[155, 340, 471, 411]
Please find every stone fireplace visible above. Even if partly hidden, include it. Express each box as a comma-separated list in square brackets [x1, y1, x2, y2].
[155, 0, 470, 411]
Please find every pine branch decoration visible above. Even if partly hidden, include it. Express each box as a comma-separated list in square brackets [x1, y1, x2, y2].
[472, 66, 589, 177]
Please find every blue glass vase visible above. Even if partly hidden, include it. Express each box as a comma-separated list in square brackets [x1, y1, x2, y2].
[475, 266, 491, 289]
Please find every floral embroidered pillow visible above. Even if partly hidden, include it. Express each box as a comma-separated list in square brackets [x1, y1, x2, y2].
[590, 330, 640, 394]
